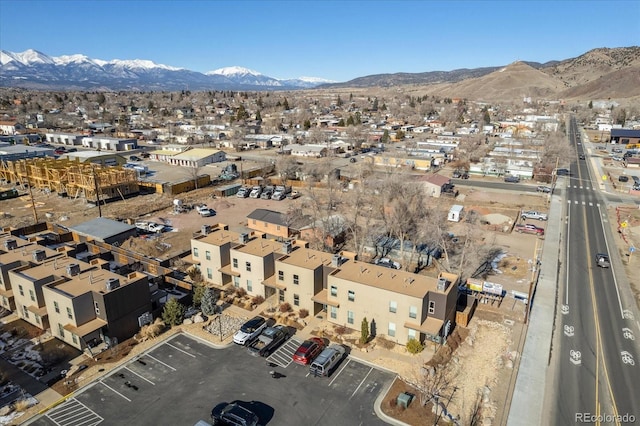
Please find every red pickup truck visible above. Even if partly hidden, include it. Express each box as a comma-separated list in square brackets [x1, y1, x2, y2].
[515, 224, 544, 236]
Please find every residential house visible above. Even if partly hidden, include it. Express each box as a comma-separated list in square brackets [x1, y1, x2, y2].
[167, 148, 226, 168]
[246, 209, 292, 239]
[0, 234, 36, 312]
[418, 174, 453, 198]
[0, 121, 26, 135]
[81, 136, 138, 152]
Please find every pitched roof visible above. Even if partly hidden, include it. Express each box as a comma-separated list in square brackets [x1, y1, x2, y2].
[420, 174, 451, 186]
[247, 209, 288, 227]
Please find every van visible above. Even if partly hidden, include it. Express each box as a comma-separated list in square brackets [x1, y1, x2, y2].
[309, 344, 345, 377]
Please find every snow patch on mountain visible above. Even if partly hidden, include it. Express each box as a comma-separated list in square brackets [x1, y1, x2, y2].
[206, 66, 262, 76]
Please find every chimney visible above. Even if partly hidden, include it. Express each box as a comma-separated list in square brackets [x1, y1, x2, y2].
[331, 254, 342, 268]
[4, 239, 17, 250]
[32, 249, 46, 262]
[201, 225, 211, 236]
[66, 263, 81, 276]
[239, 233, 249, 244]
[105, 278, 120, 291]
[282, 241, 293, 254]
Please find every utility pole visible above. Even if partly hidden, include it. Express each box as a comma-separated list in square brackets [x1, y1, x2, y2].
[525, 237, 540, 324]
[26, 164, 39, 224]
[92, 166, 103, 217]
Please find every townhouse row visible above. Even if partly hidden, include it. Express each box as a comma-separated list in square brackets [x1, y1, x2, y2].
[189, 224, 459, 345]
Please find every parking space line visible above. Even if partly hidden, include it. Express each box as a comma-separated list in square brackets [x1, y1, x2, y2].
[145, 353, 177, 371]
[328, 358, 351, 387]
[46, 398, 103, 426]
[266, 338, 300, 368]
[98, 380, 131, 402]
[349, 367, 373, 399]
[125, 366, 155, 385]
[166, 342, 196, 358]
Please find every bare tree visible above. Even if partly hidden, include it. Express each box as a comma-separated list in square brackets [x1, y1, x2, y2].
[409, 363, 457, 411]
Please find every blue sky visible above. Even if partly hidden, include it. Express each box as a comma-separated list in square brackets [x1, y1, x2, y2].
[1, 1, 638, 82]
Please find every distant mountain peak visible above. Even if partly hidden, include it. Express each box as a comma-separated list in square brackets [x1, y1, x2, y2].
[207, 66, 262, 76]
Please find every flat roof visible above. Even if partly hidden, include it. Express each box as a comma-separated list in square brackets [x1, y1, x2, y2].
[277, 247, 334, 270]
[61, 151, 124, 159]
[198, 227, 241, 247]
[330, 260, 449, 298]
[172, 148, 223, 161]
[67, 218, 135, 241]
[233, 238, 283, 258]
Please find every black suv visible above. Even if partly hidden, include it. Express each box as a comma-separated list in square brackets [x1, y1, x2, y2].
[211, 401, 259, 426]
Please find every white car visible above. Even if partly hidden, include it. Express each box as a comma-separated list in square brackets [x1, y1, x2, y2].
[233, 316, 267, 346]
[374, 258, 402, 270]
[521, 211, 548, 221]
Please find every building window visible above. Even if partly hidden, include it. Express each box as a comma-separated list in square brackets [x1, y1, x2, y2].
[428, 301, 435, 315]
[347, 310, 354, 325]
[29, 289, 35, 302]
[330, 306, 337, 319]
[207, 268, 213, 279]
[277, 225, 281, 231]
[245, 261, 251, 272]
[408, 328, 417, 340]
[389, 301, 397, 313]
[67, 307, 73, 320]
[233, 276, 240, 288]
[58, 323, 65, 338]
[294, 294, 300, 306]
[409, 306, 417, 319]
[72, 334, 78, 344]
[22, 305, 29, 319]
[54, 301, 60, 313]
[193, 247, 199, 257]
[279, 289, 285, 303]
[35, 315, 40, 324]
[278, 271, 284, 281]
[388, 322, 396, 337]
[232, 258, 238, 268]
[252, 219, 257, 225]
[247, 280, 252, 292]
[348, 290, 355, 302]
[18, 285, 24, 296]
[330, 286, 337, 297]
[205, 251, 211, 260]
[293, 274, 299, 285]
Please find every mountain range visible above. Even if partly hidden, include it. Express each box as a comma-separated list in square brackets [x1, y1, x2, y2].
[1, 47, 639, 101]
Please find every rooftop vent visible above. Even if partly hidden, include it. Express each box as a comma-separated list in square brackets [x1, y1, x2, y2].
[437, 277, 448, 292]
[32, 249, 46, 262]
[282, 241, 293, 254]
[4, 239, 17, 250]
[201, 225, 211, 236]
[105, 278, 120, 291]
[239, 233, 249, 244]
[331, 254, 342, 268]
[66, 263, 81, 276]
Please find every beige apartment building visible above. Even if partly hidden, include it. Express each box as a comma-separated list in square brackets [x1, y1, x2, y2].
[322, 260, 458, 345]
[191, 225, 459, 345]
[1, 234, 39, 312]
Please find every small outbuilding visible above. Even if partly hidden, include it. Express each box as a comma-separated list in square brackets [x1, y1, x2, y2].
[448, 205, 464, 222]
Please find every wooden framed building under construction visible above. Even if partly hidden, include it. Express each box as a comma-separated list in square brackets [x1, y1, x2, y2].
[0, 158, 139, 203]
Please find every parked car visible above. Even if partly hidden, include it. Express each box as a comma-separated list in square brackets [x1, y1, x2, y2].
[578, 154, 585, 160]
[260, 186, 274, 199]
[211, 401, 259, 426]
[236, 187, 251, 198]
[515, 224, 544, 236]
[595, 253, 610, 268]
[555, 168, 571, 176]
[140, 152, 151, 158]
[374, 258, 402, 270]
[54, 147, 67, 155]
[248, 186, 263, 199]
[286, 190, 301, 199]
[198, 208, 216, 217]
[309, 344, 346, 377]
[612, 147, 624, 153]
[246, 325, 289, 357]
[452, 169, 469, 179]
[536, 185, 551, 193]
[521, 210, 548, 221]
[129, 155, 142, 161]
[66, 147, 78, 153]
[504, 175, 520, 183]
[618, 175, 629, 183]
[292, 337, 325, 366]
[233, 316, 267, 346]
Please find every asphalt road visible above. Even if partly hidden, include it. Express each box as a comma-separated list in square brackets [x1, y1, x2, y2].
[548, 118, 640, 425]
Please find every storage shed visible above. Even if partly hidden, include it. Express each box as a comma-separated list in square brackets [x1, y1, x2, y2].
[448, 205, 464, 222]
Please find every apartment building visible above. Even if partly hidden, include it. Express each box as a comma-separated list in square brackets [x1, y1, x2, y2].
[190, 225, 459, 345]
[190, 224, 241, 286]
[324, 260, 458, 345]
[0, 234, 42, 312]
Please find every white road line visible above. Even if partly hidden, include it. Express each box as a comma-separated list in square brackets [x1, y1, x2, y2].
[329, 358, 351, 387]
[145, 354, 177, 371]
[566, 210, 571, 306]
[350, 367, 373, 399]
[597, 204, 625, 319]
[582, 201, 586, 205]
[166, 342, 196, 358]
[99, 381, 131, 402]
[125, 366, 155, 385]
[589, 202, 593, 206]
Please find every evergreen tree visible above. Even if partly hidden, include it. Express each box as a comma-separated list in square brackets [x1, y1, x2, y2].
[337, 118, 345, 127]
[304, 119, 312, 130]
[588, 100, 593, 109]
[372, 98, 379, 111]
[201, 288, 218, 316]
[360, 317, 369, 344]
[283, 98, 290, 110]
[381, 130, 390, 143]
[346, 115, 355, 126]
[162, 298, 186, 327]
[192, 283, 206, 307]
[255, 110, 262, 122]
[355, 112, 362, 124]
[483, 111, 491, 125]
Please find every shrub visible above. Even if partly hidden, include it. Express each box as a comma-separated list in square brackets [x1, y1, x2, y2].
[360, 317, 369, 344]
[14, 399, 31, 412]
[334, 325, 348, 336]
[388, 397, 397, 408]
[299, 308, 309, 319]
[252, 295, 265, 305]
[235, 287, 247, 298]
[279, 302, 292, 313]
[406, 338, 425, 354]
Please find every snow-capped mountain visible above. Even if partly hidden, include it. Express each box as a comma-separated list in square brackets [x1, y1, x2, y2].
[0, 49, 334, 91]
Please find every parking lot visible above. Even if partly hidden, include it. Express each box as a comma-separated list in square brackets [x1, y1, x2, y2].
[26, 333, 394, 426]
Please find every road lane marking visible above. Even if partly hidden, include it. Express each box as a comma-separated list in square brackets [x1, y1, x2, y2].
[329, 358, 351, 387]
[99, 380, 131, 402]
[166, 342, 196, 358]
[125, 366, 155, 385]
[597, 204, 625, 319]
[145, 354, 177, 371]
